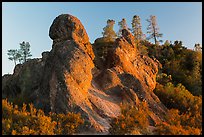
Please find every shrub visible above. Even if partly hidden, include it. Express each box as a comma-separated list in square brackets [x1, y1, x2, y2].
[109, 102, 150, 135]
[2, 99, 84, 135]
[155, 109, 201, 135]
[154, 82, 197, 113]
[153, 82, 202, 135]
[146, 41, 202, 96]
[49, 112, 84, 135]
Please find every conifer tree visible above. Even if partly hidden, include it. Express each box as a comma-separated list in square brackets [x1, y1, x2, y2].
[102, 19, 117, 41]
[118, 18, 129, 37]
[7, 49, 19, 66]
[131, 15, 143, 42]
[19, 41, 32, 63]
[146, 15, 163, 45]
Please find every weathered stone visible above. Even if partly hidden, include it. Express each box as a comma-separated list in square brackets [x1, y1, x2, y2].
[2, 14, 168, 133]
[2, 58, 45, 105]
[41, 51, 49, 61]
[49, 14, 89, 45]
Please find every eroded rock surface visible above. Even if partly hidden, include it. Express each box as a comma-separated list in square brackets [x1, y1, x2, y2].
[2, 14, 167, 133]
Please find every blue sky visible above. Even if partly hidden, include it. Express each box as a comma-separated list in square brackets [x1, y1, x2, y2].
[2, 2, 202, 75]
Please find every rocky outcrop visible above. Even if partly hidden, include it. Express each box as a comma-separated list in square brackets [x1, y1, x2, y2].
[93, 37, 115, 70]
[92, 29, 167, 127]
[2, 58, 45, 106]
[2, 14, 167, 133]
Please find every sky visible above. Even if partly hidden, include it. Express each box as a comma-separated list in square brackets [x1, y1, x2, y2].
[2, 2, 202, 75]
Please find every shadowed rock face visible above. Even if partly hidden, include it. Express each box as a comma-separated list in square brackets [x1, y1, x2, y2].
[2, 14, 167, 133]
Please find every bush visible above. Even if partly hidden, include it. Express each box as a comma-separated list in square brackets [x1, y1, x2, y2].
[155, 109, 201, 135]
[49, 112, 84, 135]
[154, 82, 198, 113]
[2, 99, 84, 135]
[109, 102, 150, 135]
[146, 40, 202, 96]
[154, 82, 202, 135]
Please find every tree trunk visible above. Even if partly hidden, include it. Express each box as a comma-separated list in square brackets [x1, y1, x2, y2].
[152, 24, 157, 45]
[24, 54, 26, 63]
[154, 36, 157, 45]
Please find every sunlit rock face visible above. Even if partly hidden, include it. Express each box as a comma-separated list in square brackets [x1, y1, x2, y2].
[2, 14, 168, 133]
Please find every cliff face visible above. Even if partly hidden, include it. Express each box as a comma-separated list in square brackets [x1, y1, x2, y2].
[2, 14, 167, 133]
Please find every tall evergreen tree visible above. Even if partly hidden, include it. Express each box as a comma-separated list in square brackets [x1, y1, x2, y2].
[7, 49, 19, 66]
[19, 41, 32, 63]
[131, 15, 143, 42]
[118, 18, 130, 37]
[146, 15, 163, 45]
[102, 19, 117, 41]
[7, 41, 32, 66]
[131, 15, 148, 55]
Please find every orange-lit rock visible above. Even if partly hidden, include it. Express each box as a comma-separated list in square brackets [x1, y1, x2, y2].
[2, 14, 167, 133]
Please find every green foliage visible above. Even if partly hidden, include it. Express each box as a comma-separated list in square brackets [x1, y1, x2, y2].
[109, 102, 150, 135]
[7, 41, 32, 66]
[155, 109, 201, 135]
[7, 49, 21, 66]
[131, 15, 144, 42]
[49, 112, 84, 135]
[102, 19, 117, 41]
[19, 41, 32, 63]
[154, 75, 202, 135]
[163, 40, 171, 47]
[156, 73, 172, 85]
[118, 18, 130, 37]
[2, 99, 84, 135]
[93, 37, 115, 69]
[136, 41, 149, 55]
[154, 82, 201, 113]
[146, 15, 163, 44]
[153, 82, 202, 135]
[146, 40, 202, 96]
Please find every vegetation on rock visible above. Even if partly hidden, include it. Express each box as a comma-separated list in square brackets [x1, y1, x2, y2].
[7, 41, 32, 66]
[2, 14, 202, 135]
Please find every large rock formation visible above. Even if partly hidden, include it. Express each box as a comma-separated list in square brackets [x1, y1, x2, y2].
[2, 14, 167, 133]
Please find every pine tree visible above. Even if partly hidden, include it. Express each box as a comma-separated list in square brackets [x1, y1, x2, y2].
[131, 15, 148, 55]
[131, 15, 143, 42]
[102, 19, 117, 41]
[146, 15, 163, 45]
[7, 49, 19, 66]
[118, 18, 130, 37]
[19, 41, 32, 63]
